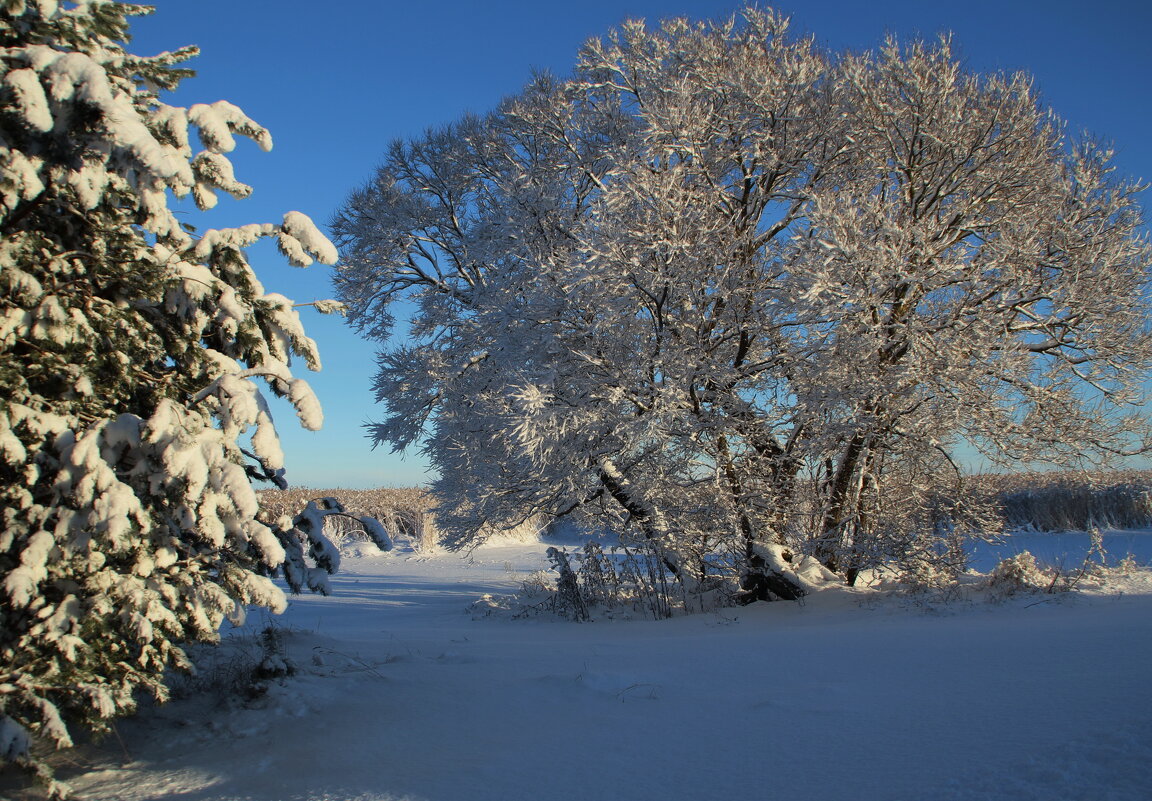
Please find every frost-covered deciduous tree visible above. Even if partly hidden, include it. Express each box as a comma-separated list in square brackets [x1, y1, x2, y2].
[0, 2, 378, 793]
[789, 37, 1152, 581]
[334, 73, 630, 542]
[335, 7, 1151, 602]
[335, 9, 828, 601]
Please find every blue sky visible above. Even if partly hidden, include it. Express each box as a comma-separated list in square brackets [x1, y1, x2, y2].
[128, 0, 1152, 489]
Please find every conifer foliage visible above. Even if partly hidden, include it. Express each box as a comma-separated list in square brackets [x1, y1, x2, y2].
[0, 2, 356, 792]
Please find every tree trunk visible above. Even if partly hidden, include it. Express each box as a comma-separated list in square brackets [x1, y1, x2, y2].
[596, 459, 682, 579]
[714, 436, 807, 603]
[816, 430, 869, 573]
[737, 545, 807, 603]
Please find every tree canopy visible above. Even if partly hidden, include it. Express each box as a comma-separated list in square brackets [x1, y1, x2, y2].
[334, 7, 1151, 597]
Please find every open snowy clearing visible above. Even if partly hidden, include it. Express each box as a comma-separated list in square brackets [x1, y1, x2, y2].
[10, 533, 1152, 801]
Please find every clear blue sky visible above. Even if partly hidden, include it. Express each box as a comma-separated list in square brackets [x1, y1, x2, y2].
[128, 0, 1152, 489]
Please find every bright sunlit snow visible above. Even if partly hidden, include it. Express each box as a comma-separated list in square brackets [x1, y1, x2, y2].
[21, 531, 1152, 801]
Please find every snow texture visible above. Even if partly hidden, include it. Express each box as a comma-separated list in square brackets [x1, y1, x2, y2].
[9, 532, 1148, 801]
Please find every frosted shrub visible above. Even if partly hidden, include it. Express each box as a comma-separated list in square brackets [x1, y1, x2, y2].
[546, 547, 589, 622]
[167, 622, 296, 704]
[537, 543, 682, 621]
[983, 552, 1051, 599]
[516, 570, 553, 599]
[0, 3, 350, 794]
[899, 557, 961, 593]
[1113, 554, 1144, 575]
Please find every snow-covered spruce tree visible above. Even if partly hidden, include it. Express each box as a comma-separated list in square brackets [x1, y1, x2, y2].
[0, 2, 377, 793]
[335, 7, 1151, 601]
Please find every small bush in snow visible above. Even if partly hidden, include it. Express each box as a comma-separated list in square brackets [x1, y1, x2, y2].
[168, 623, 296, 705]
[518, 570, 553, 598]
[983, 552, 1052, 599]
[533, 542, 692, 621]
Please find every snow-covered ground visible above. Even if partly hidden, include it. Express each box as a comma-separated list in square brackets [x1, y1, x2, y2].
[10, 531, 1152, 801]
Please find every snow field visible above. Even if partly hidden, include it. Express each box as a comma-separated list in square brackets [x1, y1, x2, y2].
[19, 533, 1150, 801]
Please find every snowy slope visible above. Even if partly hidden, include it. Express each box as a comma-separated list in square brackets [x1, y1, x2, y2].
[9, 535, 1152, 801]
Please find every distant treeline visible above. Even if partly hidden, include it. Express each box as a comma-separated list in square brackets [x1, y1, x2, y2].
[258, 487, 440, 550]
[978, 470, 1152, 532]
[260, 470, 1152, 545]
